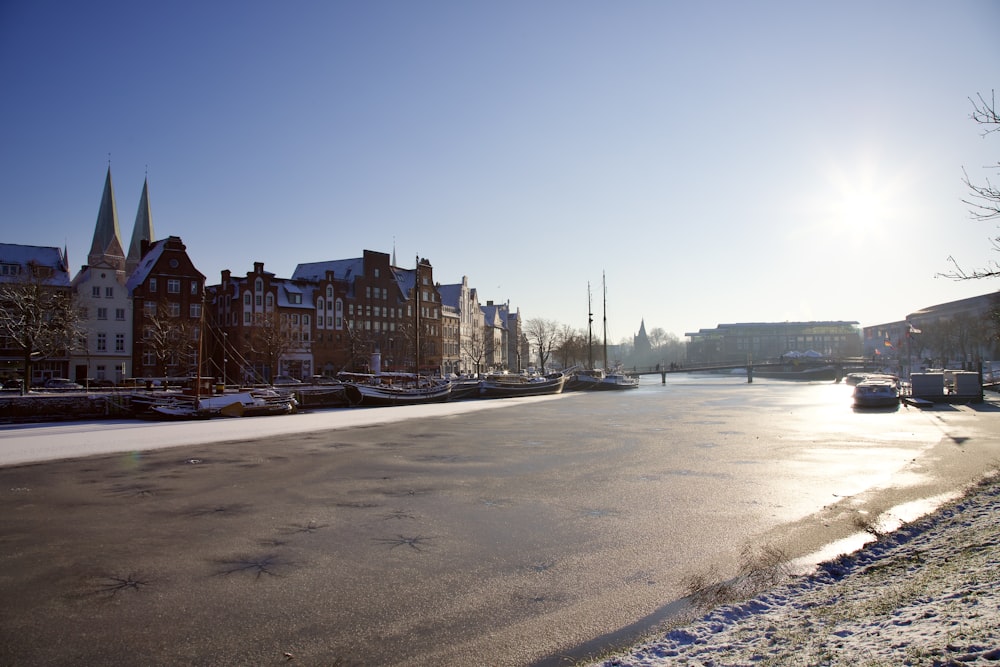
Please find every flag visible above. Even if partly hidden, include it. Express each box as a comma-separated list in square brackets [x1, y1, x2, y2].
[908, 323, 922, 334]
[884, 339, 893, 348]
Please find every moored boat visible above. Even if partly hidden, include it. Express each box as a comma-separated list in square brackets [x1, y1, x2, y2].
[853, 378, 900, 408]
[595, 368, 639, 390]
[565, 368, 605, 392]
[144, 389, 298, 419]
[479, 372, 566, 398]
[340, 373, 453, 406]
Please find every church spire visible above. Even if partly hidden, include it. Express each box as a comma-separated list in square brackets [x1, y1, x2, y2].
[88, 165, 125, 270]
[127, 176, 155, 275]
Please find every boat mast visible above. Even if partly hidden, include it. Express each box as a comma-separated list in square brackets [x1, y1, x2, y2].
[602, 271, 608, 371]
[587, 282, 594, 370]
[414, 255, 420, 375]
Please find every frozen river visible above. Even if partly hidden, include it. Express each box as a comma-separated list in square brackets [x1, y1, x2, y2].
[2, 375, 997, 666]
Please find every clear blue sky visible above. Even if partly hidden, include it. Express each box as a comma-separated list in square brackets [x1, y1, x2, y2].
[2, 1, 998, 342]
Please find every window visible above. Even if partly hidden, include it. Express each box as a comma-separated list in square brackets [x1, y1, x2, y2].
[366, 286, 371, 298]
[303, 315, 310, 326]
[169, 302, 181, 317]
[96, 365, 106, 380]
[326, 286, 333, 298]
[289, 293, 301, 304]
[190, 303, 202, 318]
[97, 333, 107, 351]
[115, 333, 125, 352]
[144, 301, 156, 317]
[244, 293, 251, 306]
[149, 278, 157, 292]
[255, 294, 262, 307]
[167, 279, 180, 294]
[255, 278, 263, 293]
[97, 307, 108, 320]
[244, 312, 251, 324]
[105, 286, 113, 298]
[142, 350, 155, 367]
[92, 286, 101, 298]
[374, 268, 380, 278]
[115, 308, 125, 321]
[190, 281, 199, 295]
[0, 263, 20, 276]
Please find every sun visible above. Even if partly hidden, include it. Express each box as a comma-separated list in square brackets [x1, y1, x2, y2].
[823, 158, 898, 241]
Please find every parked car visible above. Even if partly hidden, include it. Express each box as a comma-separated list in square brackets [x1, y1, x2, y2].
[272, 375, 303, 385]
[87, 378, 116, 388]
[43, 378, 84, 390]
[2, 378, 24, 391]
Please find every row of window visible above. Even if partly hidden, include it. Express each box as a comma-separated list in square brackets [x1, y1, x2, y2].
[92, 333, 127, 353]
[148, 277, 200, 295]
[91, 286, 116, 298]
[81, 307, 127, 321]
[143, 301, 202, 319]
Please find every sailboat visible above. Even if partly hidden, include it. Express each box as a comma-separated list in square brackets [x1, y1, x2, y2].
[595, 272, 639, 391]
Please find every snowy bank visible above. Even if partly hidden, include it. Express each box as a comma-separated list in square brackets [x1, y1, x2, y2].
[592, 474, 1000, 666]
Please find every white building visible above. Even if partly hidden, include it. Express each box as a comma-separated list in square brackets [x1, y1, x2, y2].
[70, 167, 154, 384]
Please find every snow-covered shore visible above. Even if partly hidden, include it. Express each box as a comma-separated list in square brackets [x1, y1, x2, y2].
[591, 473, 1000, 666]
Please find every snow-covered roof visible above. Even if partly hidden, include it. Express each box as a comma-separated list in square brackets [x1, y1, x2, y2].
[292, 258, 363, 283]
[125, 240, 166, 293]
[0, 243, 70, 287]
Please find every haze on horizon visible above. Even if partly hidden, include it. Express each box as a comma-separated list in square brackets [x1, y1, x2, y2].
[1, 2, 998, 344]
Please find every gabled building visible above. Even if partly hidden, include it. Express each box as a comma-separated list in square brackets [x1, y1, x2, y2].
[210, 262, 316, 383]
[70, 167, 148, 384]
[438, 276, 484, 376]
[126, 236, 205, 379]
[481, 300, 508, 372]
[0, 243, 72, 385]
[293, 250, 444, 374]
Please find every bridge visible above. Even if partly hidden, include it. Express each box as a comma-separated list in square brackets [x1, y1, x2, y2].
[621, 358, 876, 383]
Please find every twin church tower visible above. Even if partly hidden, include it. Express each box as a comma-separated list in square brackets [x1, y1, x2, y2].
[86, 166, 155, 276]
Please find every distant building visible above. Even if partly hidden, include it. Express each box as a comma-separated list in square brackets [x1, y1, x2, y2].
[863, 292, 1000, 369]
[438, 276, 485, 375]
[293, 251, 444, 374]
[0, 243, 72, 384]
[685, 321, 862, 364]
[211, 262, 316, 383]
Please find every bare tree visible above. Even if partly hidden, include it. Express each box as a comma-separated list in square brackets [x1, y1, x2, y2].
[142, 299, 199, 377]
[0, 264, 83, 391]
[523, 317, 561, 373]
[461, 325, 488, 376]
[943, 90, 1000, 280]
[243, 311, 295, 382]
[555, 325, 586, 369]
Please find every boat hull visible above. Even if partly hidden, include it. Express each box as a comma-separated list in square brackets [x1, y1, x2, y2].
[479, 374, 566, 398]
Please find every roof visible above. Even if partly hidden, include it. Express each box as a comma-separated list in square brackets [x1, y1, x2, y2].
[125, 239, 166, 293]
[0, 243, 71, 286]
[292, 258, 364, 283]
[88, 166, 125, 267]
[437, 283, 462, 308]
[127, 177, 155, 269]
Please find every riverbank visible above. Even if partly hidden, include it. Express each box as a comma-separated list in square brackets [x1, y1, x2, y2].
[590, 472, 1000, 666]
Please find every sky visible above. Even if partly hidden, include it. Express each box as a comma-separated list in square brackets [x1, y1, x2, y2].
[2, 1, 998, 343]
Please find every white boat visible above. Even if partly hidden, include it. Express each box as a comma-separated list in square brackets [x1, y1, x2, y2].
[853, 379, 899, 408]
[147, 389, 297, 419]
[596, 368, 640, 390]
[339, 373, 453, 406]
